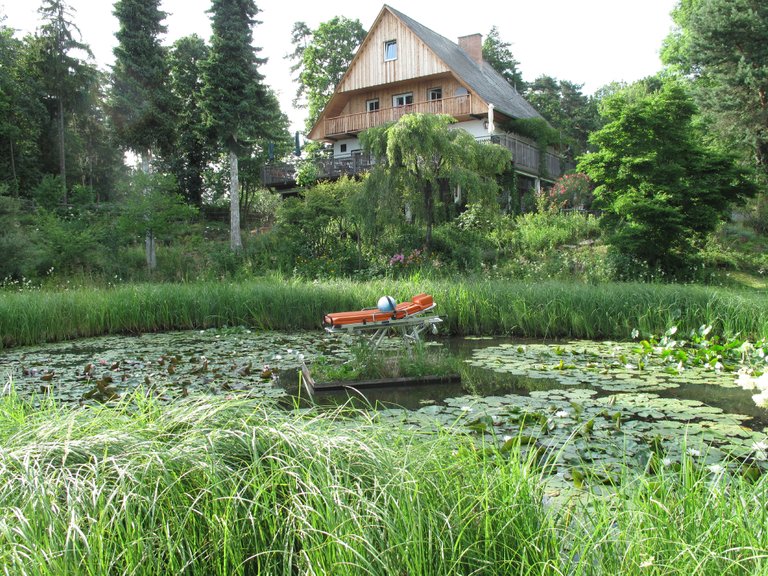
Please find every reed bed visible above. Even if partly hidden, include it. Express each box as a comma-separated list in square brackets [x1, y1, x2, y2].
[1, 387, 766, 575]
[1, 278, 767, 348]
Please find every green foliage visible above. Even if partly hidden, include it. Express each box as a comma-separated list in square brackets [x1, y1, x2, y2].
[165, 34, 215, 206]
[110, 0, 174, 158]
[35, 209, 109, 276]
[579, 78, 756, 278]
[274, 176, 364, 277]
[117, 172, 198, 243]
[430, 223, 495, 273]
[361, 113, 511, 248]
[32, 174, 65, 210]
[663, 0, 768, 180]
[523, 76, 601, 160]
[482, 26, 525, 90]
[288, 16, 366, 132]
[0, 186, 40, 279]
[508, 210, 601, 257]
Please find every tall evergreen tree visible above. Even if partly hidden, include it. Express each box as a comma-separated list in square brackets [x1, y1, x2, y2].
[0, 25, 46, 196]
[203, 0, 284, 251]
[36, 0, 92, 203]
[110, 0, 174, 270]
[662, 0, 768, 182]
[110, 0, 173, 169]
[482, 26, 525, 91]
[166, 34, 214, 207]
[525, 75, 600, 160]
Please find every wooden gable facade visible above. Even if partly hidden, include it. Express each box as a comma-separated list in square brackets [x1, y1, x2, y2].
[308, 7, 485, 141]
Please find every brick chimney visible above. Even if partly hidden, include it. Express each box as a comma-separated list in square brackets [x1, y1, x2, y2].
[458, 33, 482, 64]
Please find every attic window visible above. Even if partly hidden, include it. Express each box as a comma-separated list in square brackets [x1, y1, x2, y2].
[428, 88, 443, 101]
[384, 40, 397, 61]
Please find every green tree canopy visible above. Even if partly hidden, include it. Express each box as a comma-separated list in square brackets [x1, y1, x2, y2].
[110, 0, 174, 164]
[482, 26, 525, 91]
[360, 113, 512, 248]
[662, 0, 768, 181]
[288, 16, 366, 132]
[579, 79, 755, 277]
[525, 75, 600, 161]
[165, 34, 215, 206]
[203, 0, 288, 251]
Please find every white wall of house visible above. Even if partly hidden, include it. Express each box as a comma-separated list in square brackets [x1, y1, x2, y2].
[333, 138, 362, 157]
[330, 119, 496, 157]
[454, 119, 490, 138]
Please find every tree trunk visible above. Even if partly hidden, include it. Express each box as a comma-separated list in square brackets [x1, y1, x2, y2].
[145, 230, 157, 271]
[424, 179, 434, 249]
[140, 151, 157, 272]
[58, 96, 67, 205]
[9, 137, 18, 197]
[229, 149, 243, 252]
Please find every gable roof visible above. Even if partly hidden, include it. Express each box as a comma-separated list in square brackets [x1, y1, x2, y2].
[384, 5, 542, 121]
[308, 5, 544, 140]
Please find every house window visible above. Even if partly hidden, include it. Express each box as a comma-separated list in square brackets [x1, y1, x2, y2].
[393, 92, 413, 107]
[384, 40, 397, 61]
[428, 88, 443, 101]
[366, 99, 380, 112]
[454, 87, 469, 96]
[340, 144, 347, 153]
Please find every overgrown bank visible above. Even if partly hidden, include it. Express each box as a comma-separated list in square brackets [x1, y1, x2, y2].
[1, 391, 766, 575]
[2, 278, 767, 348]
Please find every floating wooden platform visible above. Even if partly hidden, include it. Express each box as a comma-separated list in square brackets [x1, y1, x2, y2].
[309, 374, 461, 392]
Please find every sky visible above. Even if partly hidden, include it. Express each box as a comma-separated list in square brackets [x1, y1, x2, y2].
[1, 0, 679, 131]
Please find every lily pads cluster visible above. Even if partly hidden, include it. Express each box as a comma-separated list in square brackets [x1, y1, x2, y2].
[2, 328, 353, 405]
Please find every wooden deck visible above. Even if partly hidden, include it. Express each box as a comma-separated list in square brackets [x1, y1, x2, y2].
[262, 132, 565, 189]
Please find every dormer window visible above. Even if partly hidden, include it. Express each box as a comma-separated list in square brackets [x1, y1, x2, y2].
[384, 40, 397, 61]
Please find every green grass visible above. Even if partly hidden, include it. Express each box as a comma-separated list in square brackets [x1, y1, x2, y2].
[2, 278, 768, 348]
[1, 387, 766, 575]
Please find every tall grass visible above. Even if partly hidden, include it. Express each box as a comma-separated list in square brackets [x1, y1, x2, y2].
[1, 387, 766, 575]
[2, 278, 768, 348]
[0, 387, 553, 575]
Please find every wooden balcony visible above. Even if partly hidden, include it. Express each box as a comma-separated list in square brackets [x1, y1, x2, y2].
[324, 94, 472, 137]
[262, 133, 566, 188]
[261, 153, 375, 189]
[477, 134, 565, 180]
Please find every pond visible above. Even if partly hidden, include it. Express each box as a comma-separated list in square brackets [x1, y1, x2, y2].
[2, 327, 767, 490]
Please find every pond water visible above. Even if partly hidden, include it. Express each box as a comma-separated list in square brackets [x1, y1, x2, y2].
[2, 328, 767, 489]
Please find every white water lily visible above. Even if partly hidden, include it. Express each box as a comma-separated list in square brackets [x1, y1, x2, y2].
[555, 410, 569, 418]
[753, 389, 768, 409]
[707, 464, 725, 475]
[686, 448, 701, 458]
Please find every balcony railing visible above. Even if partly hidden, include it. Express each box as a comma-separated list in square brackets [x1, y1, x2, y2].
[325, 94, 472, 137]
[261, 153, 375, 188]
[262, 132, 566, 188]
[477, 134, 564, 179]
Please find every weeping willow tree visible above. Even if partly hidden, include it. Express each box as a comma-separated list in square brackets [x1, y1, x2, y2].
[360, 113, 512, 249]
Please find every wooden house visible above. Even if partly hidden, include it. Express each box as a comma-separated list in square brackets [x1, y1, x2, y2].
[265, 5, 565, 196]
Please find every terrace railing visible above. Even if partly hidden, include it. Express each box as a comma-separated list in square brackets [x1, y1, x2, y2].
[324, 95, 471, 137]
[262, 132, 567, 188]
